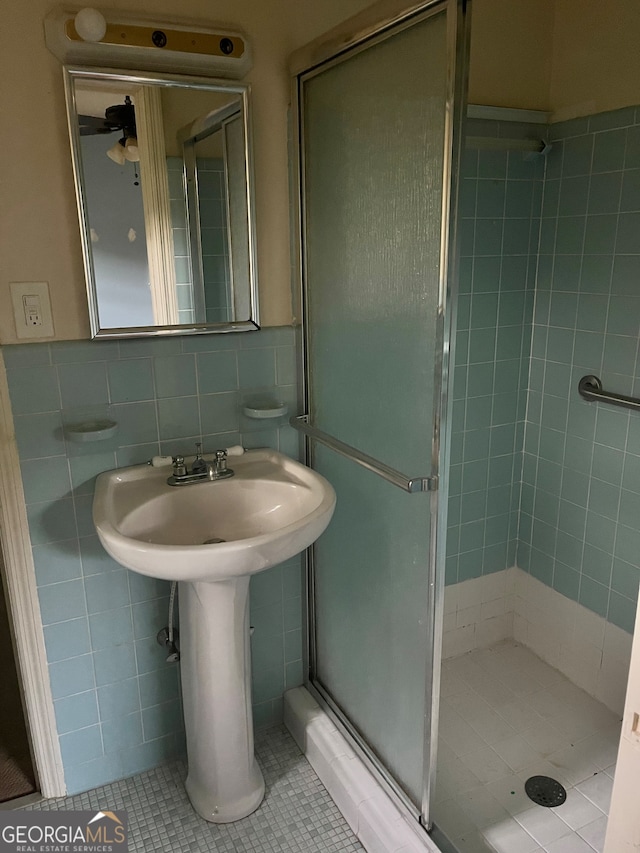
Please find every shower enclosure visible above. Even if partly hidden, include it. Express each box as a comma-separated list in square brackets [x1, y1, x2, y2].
[291, 0, 636, 848]
[291, 0, 468, 832]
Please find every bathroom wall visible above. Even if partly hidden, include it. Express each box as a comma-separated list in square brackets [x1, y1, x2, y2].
[467, 0, 554, 111]
[0, 0, 374, 342]
[6, 0, 638, 344]
[446, 118, 543, 586]
[2, 328, 303, 794]
[549, 0, 640, 121]
[468, 0, 640, 119]
[519, 104, 640, 637]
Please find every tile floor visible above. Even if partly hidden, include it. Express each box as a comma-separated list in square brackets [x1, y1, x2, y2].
[20, 645, 622, 853]
[432, 640, 622, 853]
[27, 726, 364, 853]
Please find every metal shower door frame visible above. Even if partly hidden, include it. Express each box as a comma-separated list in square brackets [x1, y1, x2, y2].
[291, 0, 470, 830]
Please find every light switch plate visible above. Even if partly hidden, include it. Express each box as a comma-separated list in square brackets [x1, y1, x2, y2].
[10, 281, 55, 339]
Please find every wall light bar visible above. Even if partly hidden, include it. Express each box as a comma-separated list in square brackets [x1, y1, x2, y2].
[45, 7, 252, 78]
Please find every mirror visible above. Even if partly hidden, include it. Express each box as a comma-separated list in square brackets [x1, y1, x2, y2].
[63, 67, 260, 338]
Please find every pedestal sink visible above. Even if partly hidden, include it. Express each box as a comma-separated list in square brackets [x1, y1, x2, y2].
[93, 449, 335, 822]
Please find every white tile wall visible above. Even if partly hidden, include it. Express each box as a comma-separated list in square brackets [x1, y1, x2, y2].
[510, 569, 632, 716]
[444, 568, 633, 717]
[443, 570, 515, 659]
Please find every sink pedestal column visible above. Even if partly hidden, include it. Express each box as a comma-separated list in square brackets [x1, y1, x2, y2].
[179, 577, 265, 822]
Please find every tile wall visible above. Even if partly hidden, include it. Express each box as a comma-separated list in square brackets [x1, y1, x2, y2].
[2, 328, 303, 794]
[198, 157, 232, 324]
[519, 105, 640, 635]
[168, 156, 195, 326]
[449, 106, 640, 638]
[168, 155, 231, 325]
[446, 119, 544, 585]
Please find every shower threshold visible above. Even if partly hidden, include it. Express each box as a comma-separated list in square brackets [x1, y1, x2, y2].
[284, 687, 441, 853]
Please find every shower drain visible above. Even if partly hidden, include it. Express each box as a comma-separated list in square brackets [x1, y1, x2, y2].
[202, 537, 226, 544]
[525, 775, 567, 807]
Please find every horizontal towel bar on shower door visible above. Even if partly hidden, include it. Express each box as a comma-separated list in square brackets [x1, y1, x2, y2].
[289, 415, 437, 493]
[578, 375, 640, 412]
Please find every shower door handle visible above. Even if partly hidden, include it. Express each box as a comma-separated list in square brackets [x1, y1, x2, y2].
[289, 415, 437, 494]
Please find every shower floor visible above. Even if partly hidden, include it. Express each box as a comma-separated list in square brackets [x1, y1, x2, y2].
[27, 725, 364, 853]
[433, 640, 621, 853]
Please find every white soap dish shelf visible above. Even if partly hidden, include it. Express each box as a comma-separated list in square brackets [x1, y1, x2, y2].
[242, 402, 288, 420]
[65, 419, 118, 443]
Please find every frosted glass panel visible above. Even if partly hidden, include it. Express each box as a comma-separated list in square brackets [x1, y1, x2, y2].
[313, 445, 432, 802]
[302, 10, 448, 808]
[304, 11, 447, 475]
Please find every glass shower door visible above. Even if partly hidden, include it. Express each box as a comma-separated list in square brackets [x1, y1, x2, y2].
[297, 0, 466, 827]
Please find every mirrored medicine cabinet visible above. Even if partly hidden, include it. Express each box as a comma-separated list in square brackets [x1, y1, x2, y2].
[64, 67, 260, 338]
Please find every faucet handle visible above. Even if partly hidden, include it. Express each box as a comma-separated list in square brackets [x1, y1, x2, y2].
[172, 455, 187, 477]
[214, 449, 228, 472]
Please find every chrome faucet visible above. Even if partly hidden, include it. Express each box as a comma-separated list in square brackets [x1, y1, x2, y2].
[167, 444, 234, 487]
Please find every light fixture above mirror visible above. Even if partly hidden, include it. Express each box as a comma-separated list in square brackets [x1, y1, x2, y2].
[45, 7, 252, 78]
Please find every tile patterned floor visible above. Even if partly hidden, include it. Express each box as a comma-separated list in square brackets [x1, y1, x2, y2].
[20, 647, 622, 853]
[27, 726, 364, 853]
[433, 641, 622, 853]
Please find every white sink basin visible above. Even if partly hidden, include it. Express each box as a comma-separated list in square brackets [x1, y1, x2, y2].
[93, 448, 336, 583]
[93, 448, 336, 824]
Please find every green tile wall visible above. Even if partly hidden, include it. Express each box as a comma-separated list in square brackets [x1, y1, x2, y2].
[2, 328, 302, 793]
[519, 105, 640, 634]
[446, 119, 543, 585]
[168, 155, 231, 324]
[167, 156, 195, 325]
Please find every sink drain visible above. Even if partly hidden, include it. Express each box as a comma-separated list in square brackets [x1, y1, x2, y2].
[202, 537, 226, 544]
[525, 775, 567, 807]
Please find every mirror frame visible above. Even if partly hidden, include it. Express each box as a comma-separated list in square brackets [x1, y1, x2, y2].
[63, 65, 260, 338]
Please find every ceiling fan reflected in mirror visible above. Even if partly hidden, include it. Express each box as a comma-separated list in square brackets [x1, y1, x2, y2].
[79, 95, 139, 164]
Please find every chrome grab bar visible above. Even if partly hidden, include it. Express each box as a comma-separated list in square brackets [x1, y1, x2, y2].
[289, 415, 437, 494]
[578, 375, 640, 413]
